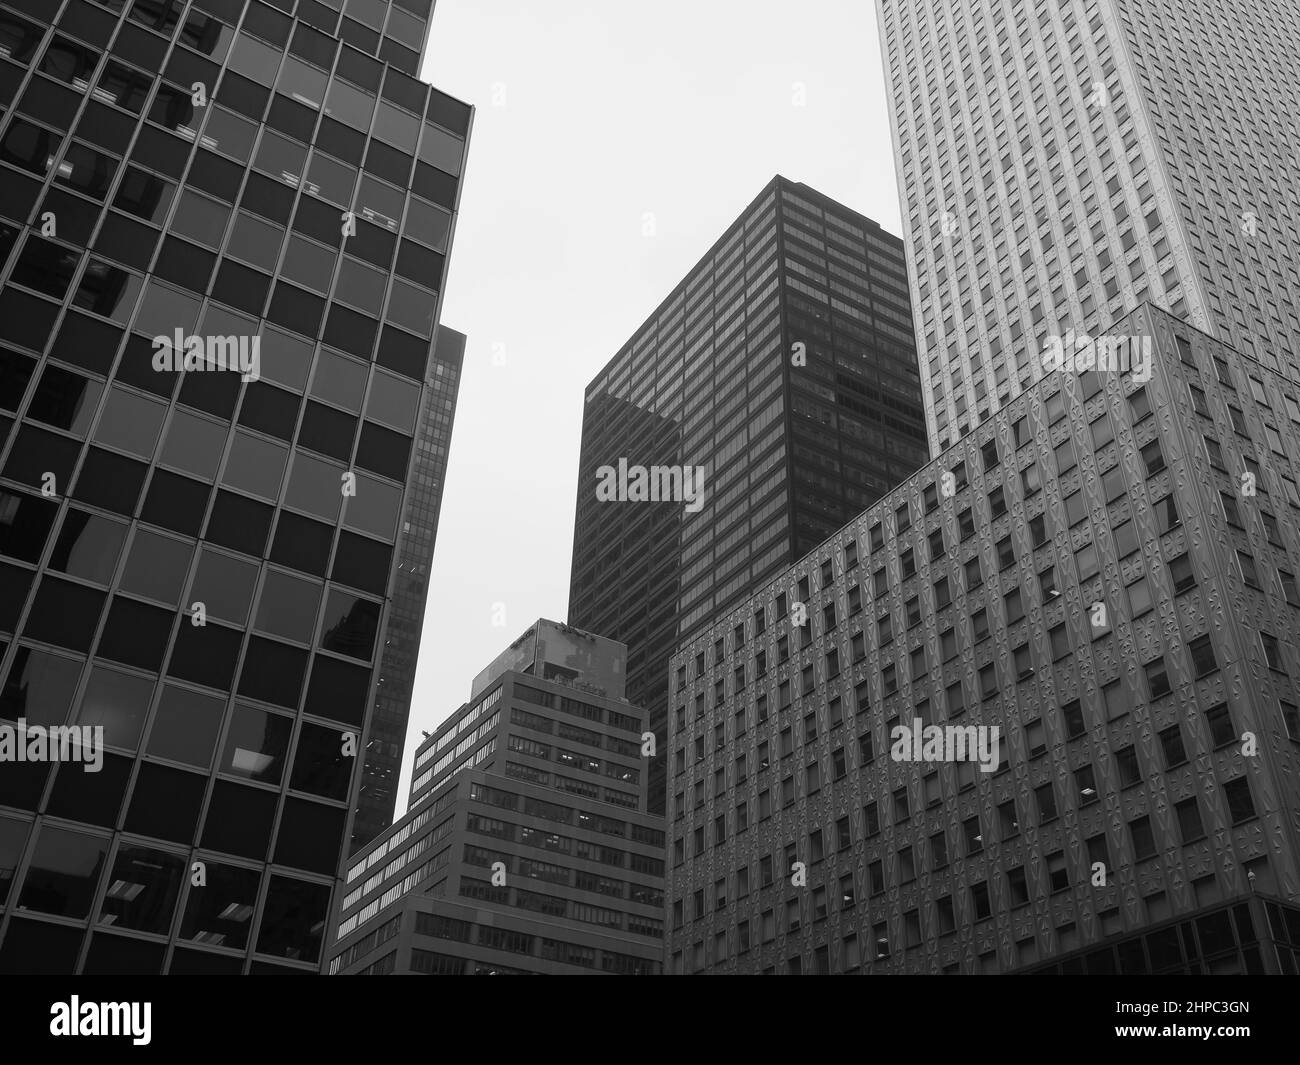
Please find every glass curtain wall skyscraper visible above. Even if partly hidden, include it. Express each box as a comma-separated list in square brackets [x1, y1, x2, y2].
[569, 176, 928, 815]
[0, 0, 468, 974]
[876, 0, 1300, 452]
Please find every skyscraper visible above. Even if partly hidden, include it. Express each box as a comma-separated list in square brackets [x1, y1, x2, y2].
[329, 620, 665, 975]
[351, 323, 463, 853]
[667, 303, 1300, 974]
[876, 0, 1300, 452]
[569, 175, 928, 815]
[0, 0, 468, 974]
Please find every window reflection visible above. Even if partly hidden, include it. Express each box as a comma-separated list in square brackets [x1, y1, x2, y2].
[221, 704, 292, 784]
[72, 259, 142, 322]
[0, 646, 82, 727]
[55, 143, 116, 201]
[98, 845, 185, 934]
[94, 61, 153, 114]
[253, 130, 308, 187]
[39, 35, 98, 89]
[113, 167, 176, 224]
[304, 152, 356, 207]
[76, 665, 154, 752]
[319, 589, 379, 660]
[179, 10, 235, 62]
[355, 174, 403, 231]
[289, 722, 352, 800]
[277, 57, 327, 110]
[0, 118, 56, 177]
[256, 874, 329, 962]
[49, 510, 127, 585]
[180, 861, 259, 948]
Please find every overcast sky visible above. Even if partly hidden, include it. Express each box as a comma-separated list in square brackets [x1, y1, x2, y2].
[397, 0, 902, 811]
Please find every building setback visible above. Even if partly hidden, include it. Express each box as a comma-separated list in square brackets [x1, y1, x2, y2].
[0, 0, 468, 973]
[351, 324, 464, 854]
[876, 0, 1300, 453]
[569, 175, 929, 816]
[667, 303, 1300, 974]
[328, 619, 666, 974]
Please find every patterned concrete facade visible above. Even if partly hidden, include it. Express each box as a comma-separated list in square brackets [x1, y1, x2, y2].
[666, 302, 1300, 973]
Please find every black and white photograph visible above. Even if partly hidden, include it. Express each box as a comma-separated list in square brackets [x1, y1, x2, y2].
[0, 0, 1294, 1045]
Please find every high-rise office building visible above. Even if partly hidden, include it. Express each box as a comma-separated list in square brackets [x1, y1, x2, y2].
[569, 175, 928, 815]
[329, 620, 666, 975]
[0, 0, 469, 974]
[876, 0, 1300, 452]
[351, 323, 463, 853]
[667, 303, 1300, 974]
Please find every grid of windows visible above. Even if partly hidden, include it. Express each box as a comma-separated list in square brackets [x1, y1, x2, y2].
[666, 306, 1298, 973]
[569, 176, 928, 816]
[0, 0, 468, 974]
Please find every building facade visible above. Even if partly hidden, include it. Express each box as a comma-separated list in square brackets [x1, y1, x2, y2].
[351, 323, 463, 853]
[569, 176, 928, 815]
[667, 303, 1300, 973]
[329, 620, 666, 974]
[0, 0, 468, 973]
[876, 0, 1300, 452]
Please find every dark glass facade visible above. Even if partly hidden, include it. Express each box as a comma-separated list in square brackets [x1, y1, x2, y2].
[0, 0, 469, 973]
[351, 324, 462, 853]
[569, 176, 928, 815]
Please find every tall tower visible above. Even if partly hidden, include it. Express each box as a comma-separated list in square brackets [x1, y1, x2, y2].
[0, 0, 468, 974]
[876, 0, 1300, 451]
[350, 324, 463, 853]
[568, 176, 929, 815]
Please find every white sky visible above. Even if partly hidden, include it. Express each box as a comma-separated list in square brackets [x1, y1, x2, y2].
[397, 0, 903, 813]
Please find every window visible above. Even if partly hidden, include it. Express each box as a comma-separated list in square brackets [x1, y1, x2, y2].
[1140, 439, 1165, 476]
[1116, 746, 1141, 788]
[1075, 764, 1098, 804]
[963, 816, 982, 855]
[1160, 725, 1187, 768]
[1206, 704, 1234, 747]
[893, 787, 909, 823]
[1224, 778, 1255, 824]
[1176, 798, 1204, 844]
[1047, 851, 1069, 893]
[1129, 815, 1156, 861]
[1237, 551, 1261, 589]
[1170, 553, 1196, 594]
[1189, 635, 1217, 676]
[863, 801, 880, 837]
[1144, 657, 1170, 699]
[930, 829, 948, 869]
[1035, 783, 1058, 823]
[1049, 624, 1070, 660]
[999, 800, 1019, 839]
